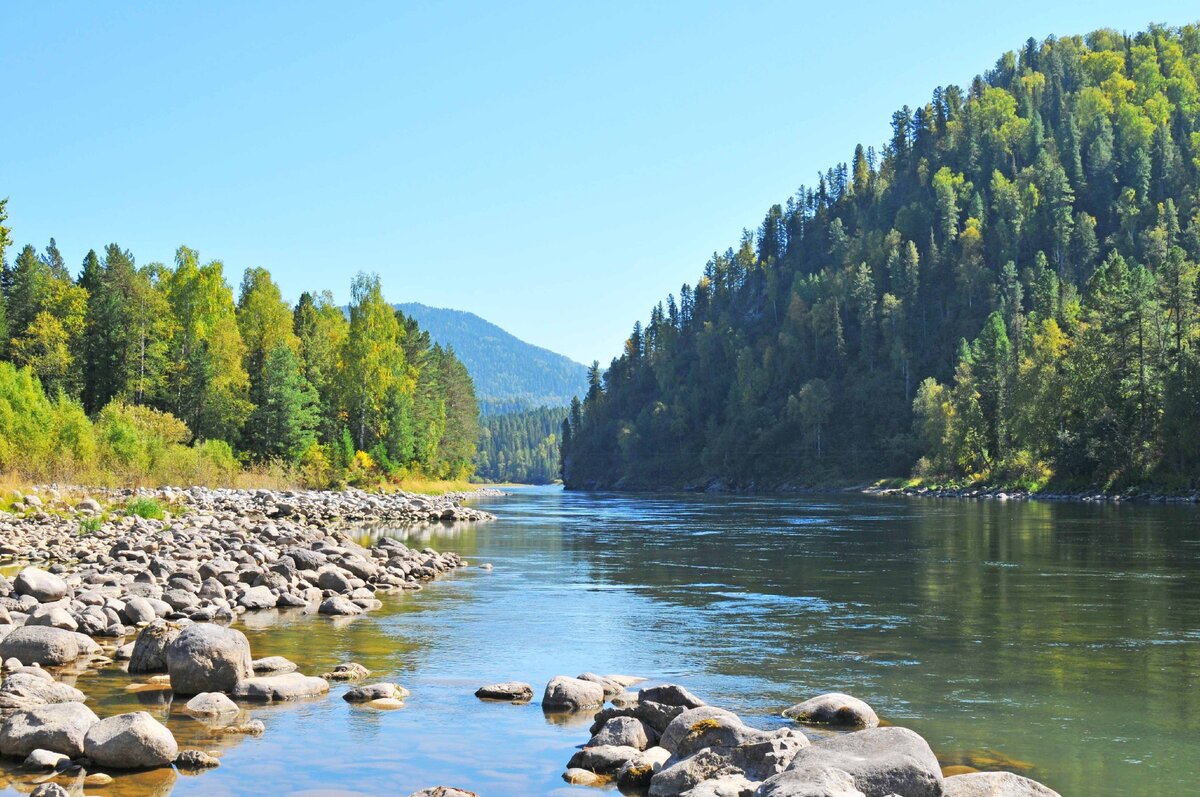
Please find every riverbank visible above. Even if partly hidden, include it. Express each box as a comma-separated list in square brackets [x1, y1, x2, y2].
[864, 481, 1200, 504]
[0, 485, 496, 787]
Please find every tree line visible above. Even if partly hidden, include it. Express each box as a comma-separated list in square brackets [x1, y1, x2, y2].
[562, 24, 1200, 492]
[476, 406, 566, 484]
[0, 209, 478, 486]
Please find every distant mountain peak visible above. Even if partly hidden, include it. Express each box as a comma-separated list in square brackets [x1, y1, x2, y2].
[395, 302, 588, 414]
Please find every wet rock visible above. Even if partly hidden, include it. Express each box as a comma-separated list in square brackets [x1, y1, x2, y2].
[252, 656, 298, 674]
[616, 746, 672, 790]
[22, 747, 71, 770]
[639, 683, 707, 709]
[14, 568, 67, 603]
[343, 683, 409, 703]
[84, 711, 179, 769]
[474, 681, 533, 701]
[543, 675, 606, 712]
[231, 672, 330, 702]
[564, 767, 609, 785]
[0, 701, 100, 758]
[0, 626, 80, 667]
[175, 749, 221, 769]
[943, 771, 1061, 797]
[318, 596, 363, 616]
[220, 719, 265, 735]
[783, 693, 879, 729]
[567, 744, 643, 774]
[659, 706, 743, 754]
[184, 692, 240, 716]
[649, 748, 743, 796]
[771, 727, 943, 797]
[165, 623, 253, 695]
[590, 715, 652, 750]
[321, 662, 370, 681]
[128, 619, 181, 674]
[30, 784, 71, 797]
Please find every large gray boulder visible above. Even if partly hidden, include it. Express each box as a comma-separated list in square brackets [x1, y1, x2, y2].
[0, 702, 99, 758]
[590, 715, 652, 750]
[543, 675, 605, 712]
[231, 672, 330, 702]
[165, 623, 253, 695]
[566, 744, 643, 775]
[771, 727, 943, 797]
[14, 568, 67, 603]
[0, 672, 85, 712]
[128, 619, 181, 674]
[475, 681, 533, 701]
[0, 626, 80, 666]
[238, 586, 276, 610]
[690, 774, 761, 797]
[615, 746, 672, 790]
[184, 692, 240, 716]
[639, 683, 707, 709]
[659, 706, 743, 754]
[755, 765, 867, 797]
[649, 748, 743, 796]
[84, 711, 178, 769]
[783, 694, 879, 729]
[943, 771, 1061, 797]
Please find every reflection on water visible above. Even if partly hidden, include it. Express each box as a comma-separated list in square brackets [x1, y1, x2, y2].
[1, 487, 1197, 797]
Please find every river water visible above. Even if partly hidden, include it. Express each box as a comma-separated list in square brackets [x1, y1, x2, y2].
[2, 486, 1197, 796]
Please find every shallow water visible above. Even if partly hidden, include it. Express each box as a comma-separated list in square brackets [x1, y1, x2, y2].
[3, 487, 1198, 796]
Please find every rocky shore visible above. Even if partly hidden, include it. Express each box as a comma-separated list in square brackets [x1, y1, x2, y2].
[408, 677, 1061, 797]
[865, 483, 1200, 504]
[0, 484, 494, 790]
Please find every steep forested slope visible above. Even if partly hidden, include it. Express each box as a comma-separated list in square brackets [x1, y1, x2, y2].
[476, 406, 567, 484]
[396, 303, 587, 414]
[563, 24, 1200, 491]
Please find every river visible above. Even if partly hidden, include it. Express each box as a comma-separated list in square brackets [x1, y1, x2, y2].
[3, 486, 1197, 796]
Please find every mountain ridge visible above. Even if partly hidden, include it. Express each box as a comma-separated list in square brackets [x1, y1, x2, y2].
[395, 302, 588, 414]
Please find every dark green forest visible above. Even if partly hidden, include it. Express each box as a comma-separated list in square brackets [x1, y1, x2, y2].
[476, 406, 567, 484]
[0, 214, 478, 486]
[563, 24, 1200, 492]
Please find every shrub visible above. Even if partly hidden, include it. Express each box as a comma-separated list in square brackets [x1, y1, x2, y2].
[78, 516, 102, 535]
[124, 497, 165, 519]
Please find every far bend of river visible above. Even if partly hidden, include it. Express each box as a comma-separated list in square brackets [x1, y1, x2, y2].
[3, 487, 1198, 797]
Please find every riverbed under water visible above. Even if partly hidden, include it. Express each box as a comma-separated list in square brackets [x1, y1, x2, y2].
[2, 487, 1197, 796]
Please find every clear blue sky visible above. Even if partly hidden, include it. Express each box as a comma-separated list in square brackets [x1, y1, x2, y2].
[1, 2, 1192, 364]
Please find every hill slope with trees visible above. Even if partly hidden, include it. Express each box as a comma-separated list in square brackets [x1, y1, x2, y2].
[396, 302, 588, 414]
[563, 23, 1200, 492]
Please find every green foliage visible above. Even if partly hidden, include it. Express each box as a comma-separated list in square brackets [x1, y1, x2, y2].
[476, 406, 567, 484]
[77, 516, 102, 535]
[563, 23, 1200, 491]
[124, 497, 165, 519]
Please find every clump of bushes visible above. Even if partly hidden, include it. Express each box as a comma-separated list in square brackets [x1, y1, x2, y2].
[124, 497, 166, 520]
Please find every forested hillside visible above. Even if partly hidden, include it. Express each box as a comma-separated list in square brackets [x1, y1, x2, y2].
[563, 24, 1200, 492]
[396, 302, 588, 414]
[0, 212, 478, 486]
[476, 406, 566, 484]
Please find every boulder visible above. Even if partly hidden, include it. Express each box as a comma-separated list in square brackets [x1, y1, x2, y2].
[252, 656, 298, 674]
[121, 595, 157, 626]
[26, 606, 78, 632]
[689, 774, 761, 797]
[184, 692, 240, 716]
[407, 790, 478, 797]
[564, 767, 609, 786]
[175, 749, 221, 769]
[0, 702, 99, 758]
[128, 619, 181, 674]
[23, 748, 71, 770]
[318, 596, 363, 616]
[659, 706, 743, 754]
[165, 623, 253, 695]
[343, 683, 409, 703]
[771, 727, 943, 797]
[84, 711, 179, 769]
[31, 785, 70, 797]
[14, 568, 67, 603]
[639, 683, 706, 709]
[755, 765, 867, 797]
[578, 672, 624, 697]
[543, 675, 606, 712]
[649, 748, 742, 796]
[0, 627, 80, 667]
[783, 693, 879, 729]
[0, 672, 85, 711]
[567, 744, 643, 775]
[590, 715, 652, 750]
[616, 746, 672, 790]
[474, 681, 533, 701]
[943, 771, 1062, 797]
[231, 672, 330, 702]
[238, 586, 276, 610]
